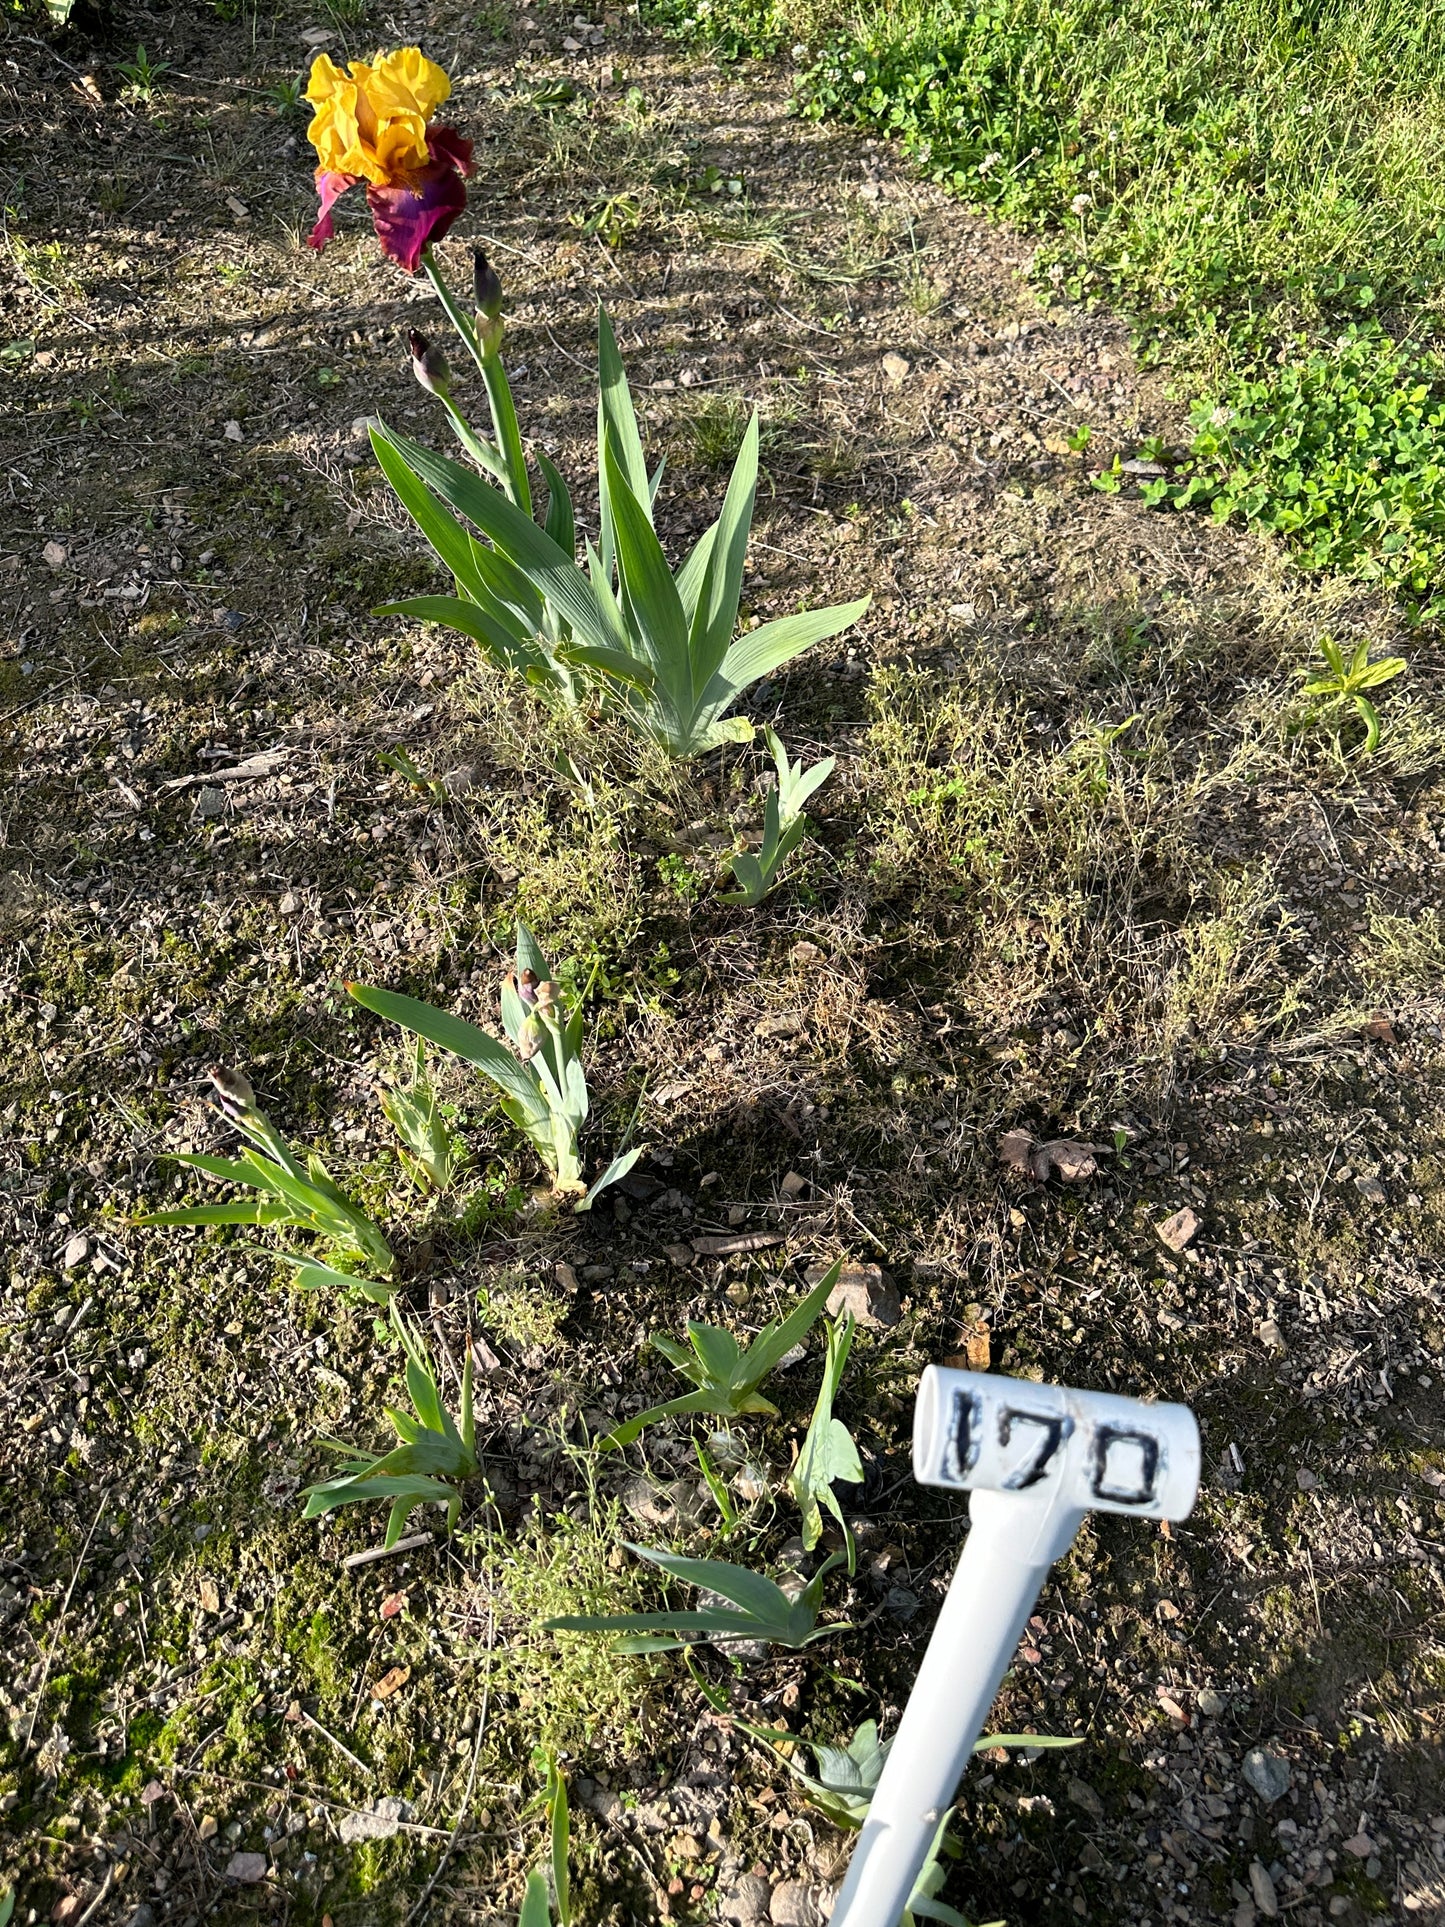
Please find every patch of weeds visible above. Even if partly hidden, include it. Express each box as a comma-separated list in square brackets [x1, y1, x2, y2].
[473, 0, 511, 36]
[1357, 909, 1445, 1002]
[476, 1265, 571, 1356]
[683, 393, 755, 468]
[656, 851, 706, 903]
[859, 662, 1298, 1090]
[10, 236, 82, 307]
[116, 43, 170, 103]
[653, 0, 1445, 604]
[571, 191, 644, 249]
[478, 1493, 657, 1760]
[264, 72, 306, 110]
[1147, 328, 1445, 614]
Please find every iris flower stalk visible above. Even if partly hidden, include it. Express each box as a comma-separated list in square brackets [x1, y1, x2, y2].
[419, 242, 532, 517]
[301, 45, 532, 514]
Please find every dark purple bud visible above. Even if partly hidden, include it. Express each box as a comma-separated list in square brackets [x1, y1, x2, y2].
[408, 329, 451, 397]
[472, 249, 503, 318]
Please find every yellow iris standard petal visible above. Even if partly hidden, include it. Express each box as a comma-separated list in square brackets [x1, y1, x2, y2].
[304, 45, 452, 186]
[373, 115, 431, 178]
[367, 47, 451, 122]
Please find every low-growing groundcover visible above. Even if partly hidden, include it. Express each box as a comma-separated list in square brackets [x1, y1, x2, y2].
[656, 0, 1445, 611]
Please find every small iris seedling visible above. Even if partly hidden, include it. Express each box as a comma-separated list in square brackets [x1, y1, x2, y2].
[721, 727, 835, 906]
[117, 43, 169, 102]
[715, 1713, 1079, 1831]
[904, 1812, 996, 1927]
[1300, 634, 1406, 755]
[694, 1438, 741, 1533]
[135, 1066, 395, 1300]
[302, 1300, 476, 1549]
[379, 1038, 466, 1194]
[543, 1542, 851, 1653]
[788, 1312, 864, 1560]
[597, 1257, 843, 1449]
[370, 297, 869, 756]
[378, 743, 448, 803]
[349, 923, 640, 1208]
[1071, 712, 1140, 800]
[520, 1748, 572, 1927]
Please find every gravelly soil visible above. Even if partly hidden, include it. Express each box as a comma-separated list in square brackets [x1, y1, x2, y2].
[3, 4, 1445, 1926]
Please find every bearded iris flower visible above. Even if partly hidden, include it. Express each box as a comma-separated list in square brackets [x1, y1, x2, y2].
[304, 47, 473, 274]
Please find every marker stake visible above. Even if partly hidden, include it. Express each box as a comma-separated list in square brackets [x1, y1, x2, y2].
[829, 1369, 1201, 1927]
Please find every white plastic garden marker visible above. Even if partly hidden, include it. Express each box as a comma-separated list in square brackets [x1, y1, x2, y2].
[830, 1367, 1200, 1927]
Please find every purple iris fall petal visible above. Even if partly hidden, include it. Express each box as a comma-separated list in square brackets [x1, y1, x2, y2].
[306, 168, 357, 253]
[305, 126, 474, 273]
[364, 126, 475, 274]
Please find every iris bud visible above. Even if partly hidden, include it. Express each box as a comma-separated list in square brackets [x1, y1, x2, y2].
[207, 1063, 256, 1119]
[472, 249, 503, 317]
[408, 330, 451, 397]
[472, 249, 505, 355]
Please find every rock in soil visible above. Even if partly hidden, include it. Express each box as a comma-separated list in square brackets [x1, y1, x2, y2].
[770, 1881, 828, 1927]
[718, 1873, 772, 1924]
[810, 1260, 901, 1330]
[1242, 1747, 1291, 1803]
[1155, 1204, 1201, 1251]
[223, 1852, 268, 1882]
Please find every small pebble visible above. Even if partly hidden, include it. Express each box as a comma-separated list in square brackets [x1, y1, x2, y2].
[224, 1851, 267, 1883]
[1242, 1747, 1291, 1803]
[1248, 1859, 1278, 1918]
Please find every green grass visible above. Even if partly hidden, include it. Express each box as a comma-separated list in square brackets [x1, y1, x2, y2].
[656, 0, 1445, 611]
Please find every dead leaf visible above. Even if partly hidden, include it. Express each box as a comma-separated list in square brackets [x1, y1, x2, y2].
[372, 1664, 411, 1701]
[1363, 1015, 1397, 1045]
[1155, 1206, 1199, 1252]
[163, 749, 289, 793]
[1157, 1692, 1188, 1725]
[52, 1897, 81, 1925]
[998, 1130, 1035, 1175]
[944, 1319, 991, 1371]
[198, 1577, 220, 1614]
[999, 1130, 1104, 1183]
[1037, 1139, 1100, 1182]
[691, 1230, 786, 1257]
[379, 1592, 407, 1621]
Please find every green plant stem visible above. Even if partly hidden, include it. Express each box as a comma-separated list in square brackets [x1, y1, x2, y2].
[481, 355, 533, 519]
[423, 246, 485, 369]
[439, 392, 510, 487]
[423, 246, 532, 517]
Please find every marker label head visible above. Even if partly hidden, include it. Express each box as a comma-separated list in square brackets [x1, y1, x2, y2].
[914, 1368, 1200, 1523]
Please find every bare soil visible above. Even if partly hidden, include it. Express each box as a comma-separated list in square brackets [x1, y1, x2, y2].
[4, 4, 1445, 1927]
